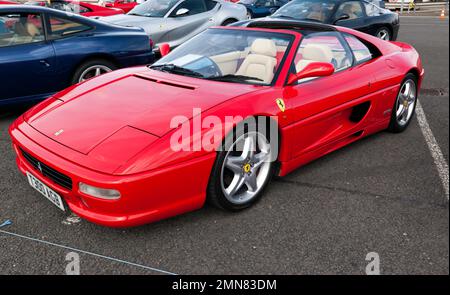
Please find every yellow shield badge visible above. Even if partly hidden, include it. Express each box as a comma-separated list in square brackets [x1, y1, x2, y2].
[276, 98, 286, 112]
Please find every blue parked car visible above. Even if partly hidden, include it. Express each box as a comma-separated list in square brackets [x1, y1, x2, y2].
[0, 5, 154, 106]
[239, 0, 290, 18]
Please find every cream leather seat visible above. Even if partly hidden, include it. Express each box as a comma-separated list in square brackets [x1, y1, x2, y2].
[296, 43, 334, 73]
[236, 39, 277, 84]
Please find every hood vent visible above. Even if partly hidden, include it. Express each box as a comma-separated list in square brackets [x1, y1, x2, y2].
[133, 74, 196, 90]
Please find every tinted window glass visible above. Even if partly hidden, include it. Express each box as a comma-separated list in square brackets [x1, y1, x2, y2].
[336, 1, 364, 20]
[49, 16, 91, 39]
[0, 13, 44, 47]
[173, 0, 207, 16]
[273, 0, 337, 23]
[364, 1, 381, 16]
[128, 0, 179, 17]
[205, 0, 217, 10]
[255, 0, 275, 6]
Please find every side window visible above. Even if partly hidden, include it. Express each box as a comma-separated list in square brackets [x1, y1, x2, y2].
[294, 32, 353, 78]
[336, 1, 364, 20]
[48, 16, 91, 39]
[344, 34, 373, 64]
[172, 0, 207, 16]
[204, 0, 218, 11]
[364, 1, 381, 16]
[255, 0, 275, 7]
[0, 13, 45, 48]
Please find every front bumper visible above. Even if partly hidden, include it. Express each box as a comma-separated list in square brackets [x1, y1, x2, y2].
[9, 119, 216, 228]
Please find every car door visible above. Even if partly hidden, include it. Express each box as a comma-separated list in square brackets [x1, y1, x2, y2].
[45, 13, 95, 90]
[282, 31, 378, 158]
[0, 11, 57, 103]
[166, 0, 217, 46]
[333, 1, 369, 33]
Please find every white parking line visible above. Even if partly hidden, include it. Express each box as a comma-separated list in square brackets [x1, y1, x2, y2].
[0, 229, 177, 275]
[416, 100, 449, 201]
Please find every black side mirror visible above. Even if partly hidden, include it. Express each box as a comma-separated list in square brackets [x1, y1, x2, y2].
[333, 13, 350, 24]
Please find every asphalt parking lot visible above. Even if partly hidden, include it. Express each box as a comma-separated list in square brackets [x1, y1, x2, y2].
[0, 16, 448, 275]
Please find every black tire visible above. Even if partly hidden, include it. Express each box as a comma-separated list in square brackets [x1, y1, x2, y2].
[246, 9, 253, 19]
[71, 59, 117, 85]
[207, 119, 277, 211]
[221, 18, 238, 26]
[388, 73, 418, 133]
[375, 26, 392, 41]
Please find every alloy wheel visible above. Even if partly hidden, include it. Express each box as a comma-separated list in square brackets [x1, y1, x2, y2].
[395, 79, 417, 126]
[220, 132, 272, 205]
[78, 65, 112, 83]
[377, 28, 391, 41]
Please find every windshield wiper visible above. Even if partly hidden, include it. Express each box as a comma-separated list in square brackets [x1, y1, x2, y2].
[149, 64, 205, 78]
[205, 75, 264, 83]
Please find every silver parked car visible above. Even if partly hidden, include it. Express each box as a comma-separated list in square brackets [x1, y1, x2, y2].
[100, 0, 249, 48]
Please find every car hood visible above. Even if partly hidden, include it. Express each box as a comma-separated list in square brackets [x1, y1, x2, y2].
[98, 14, 160, 33]
[27, 69, 260, 156]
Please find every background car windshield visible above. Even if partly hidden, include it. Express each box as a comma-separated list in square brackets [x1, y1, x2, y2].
[273, 0, 337, 23]
[128, 0, 178, 17]
[154, 28, 293, 85]
[238, 0, 256, 4]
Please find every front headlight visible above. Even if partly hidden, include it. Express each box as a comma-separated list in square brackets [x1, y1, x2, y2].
[79, 183, 121, 200]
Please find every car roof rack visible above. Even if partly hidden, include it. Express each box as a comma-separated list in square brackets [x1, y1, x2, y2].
[245, 19, 337, 32]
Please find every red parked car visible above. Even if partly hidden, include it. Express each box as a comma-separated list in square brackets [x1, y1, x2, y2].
[26, 0, 124, 17]
[0, 0, 17, 4]
[10, 21, 424, 227]
[102, 0, 139, 13]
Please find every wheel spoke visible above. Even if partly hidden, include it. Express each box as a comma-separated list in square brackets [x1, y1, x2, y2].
[225, 156, 244, 174]
[241, 135, 255, 160]
[95, 67, 101, 76]
[397, 104, 406, 118]
[245, 173, 258, 192]
[226, 174, 245, 197]
[252, 151, 270, 169]
[401, 108, 409, 121]
[403, 82, 411, 98]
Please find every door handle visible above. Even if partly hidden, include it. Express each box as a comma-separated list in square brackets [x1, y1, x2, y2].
[40, 60, 50, 67]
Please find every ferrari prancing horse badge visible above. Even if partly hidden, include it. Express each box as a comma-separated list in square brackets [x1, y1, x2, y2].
[276, 98, 286, 112]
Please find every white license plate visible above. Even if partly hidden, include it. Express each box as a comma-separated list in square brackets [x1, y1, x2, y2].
[26, 171, 65, 211]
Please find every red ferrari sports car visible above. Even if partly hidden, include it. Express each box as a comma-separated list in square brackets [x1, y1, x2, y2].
[102, 0, 139, 13]
[26, 0, 124, 17]
[9, 20, 424, 227]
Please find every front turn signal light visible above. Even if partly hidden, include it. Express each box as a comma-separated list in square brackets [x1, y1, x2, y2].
[79, 183, 121, 200]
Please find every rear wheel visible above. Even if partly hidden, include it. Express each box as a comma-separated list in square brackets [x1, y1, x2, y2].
[221, 18, 238, 26]
[71, 59, 116, 85]
[207, 121, 276, 211]
[375, 27, 391, 41]
[388, 73, 418, 133]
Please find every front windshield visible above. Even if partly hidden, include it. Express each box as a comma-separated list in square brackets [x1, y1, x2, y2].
[273, 0, 337, 23]
[152, 28, 294, 85]
[128, 0, 178, 17]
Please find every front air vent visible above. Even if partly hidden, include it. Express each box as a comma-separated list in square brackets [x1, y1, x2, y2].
[20, 148, 73, 190]
[134, 74, 196, 90]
